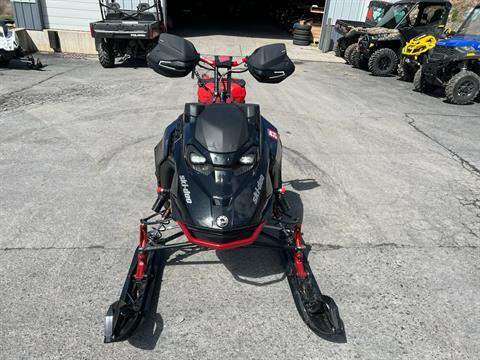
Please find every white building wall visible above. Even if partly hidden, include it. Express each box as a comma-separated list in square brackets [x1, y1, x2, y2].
[41, 0, 165, 31]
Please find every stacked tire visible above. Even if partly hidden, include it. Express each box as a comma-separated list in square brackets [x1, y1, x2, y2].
[293, 23, 311, 46]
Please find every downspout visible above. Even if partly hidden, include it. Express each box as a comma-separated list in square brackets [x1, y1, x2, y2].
[319, 0, 332, 50]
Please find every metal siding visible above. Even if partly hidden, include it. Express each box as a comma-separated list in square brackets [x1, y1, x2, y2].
[12, 0, 44, 30]
[41, 0, 158, 31]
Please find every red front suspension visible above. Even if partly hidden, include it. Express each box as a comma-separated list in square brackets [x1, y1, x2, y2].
[134, 223, 148, 281]
[293, 224, 307, 279]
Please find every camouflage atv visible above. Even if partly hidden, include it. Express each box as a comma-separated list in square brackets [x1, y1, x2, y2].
[334, 1, 393, 63]
[355, 0, 451, 76]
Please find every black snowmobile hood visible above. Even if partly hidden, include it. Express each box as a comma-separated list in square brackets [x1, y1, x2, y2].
[169, 103, 276, 233]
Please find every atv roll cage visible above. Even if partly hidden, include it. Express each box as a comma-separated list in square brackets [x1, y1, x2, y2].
[98, 0, 164, 23]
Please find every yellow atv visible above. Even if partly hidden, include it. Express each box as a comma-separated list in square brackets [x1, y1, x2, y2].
[398, 34, 437, 82]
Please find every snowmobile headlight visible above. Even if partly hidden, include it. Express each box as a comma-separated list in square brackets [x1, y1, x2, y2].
[239, 154, 255, 165]
[190, 152, 207, 165]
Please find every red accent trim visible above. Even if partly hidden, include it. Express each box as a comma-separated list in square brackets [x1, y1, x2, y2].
[156, 186, 163, 194]
[134, 224, 148, 281]
[200, 56, 246, 68]
[177, 221, 265, 249]
[200, 55, 216, 66]
[280, 186, 286, 194]
[293, 224, 307, 278]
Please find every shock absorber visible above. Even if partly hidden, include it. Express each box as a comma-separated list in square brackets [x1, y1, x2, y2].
[293, 224, 307, 279]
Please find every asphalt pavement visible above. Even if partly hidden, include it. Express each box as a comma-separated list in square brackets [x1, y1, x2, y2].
[0, 53, 479, 360]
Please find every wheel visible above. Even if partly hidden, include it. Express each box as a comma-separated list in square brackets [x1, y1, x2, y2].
[398, 63, 414, 82]
[445, 71, 480, 105]
[350, 45, 368, 70]
[344, 43, 357, 65]
[413, 67, 433, 93]
[98, 40, 115, 68]
[293, 29, 311, 36]
[368, 48, 398, 76]
[293, 34, 311, 42]
[333, 41, 342, 57]
[293, 23, 311, 31]
[293, 39, 310, 46]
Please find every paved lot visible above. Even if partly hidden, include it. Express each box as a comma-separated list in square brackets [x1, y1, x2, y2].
[0, 53, 479, 360]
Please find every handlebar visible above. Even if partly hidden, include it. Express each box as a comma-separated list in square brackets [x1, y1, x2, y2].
[199, 55, 247, 68]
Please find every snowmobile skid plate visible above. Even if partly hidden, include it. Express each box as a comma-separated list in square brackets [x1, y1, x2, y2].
[104, 212, 346, 343]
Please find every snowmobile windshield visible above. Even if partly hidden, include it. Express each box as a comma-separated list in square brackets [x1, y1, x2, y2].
[457, 7, 480, 38]
[376, 4, 413, 28]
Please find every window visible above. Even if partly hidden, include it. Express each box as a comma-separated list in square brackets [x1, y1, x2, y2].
[457, 7, 480, 37]
[376, 4, 413, 28]
[418, 5, 447, 26]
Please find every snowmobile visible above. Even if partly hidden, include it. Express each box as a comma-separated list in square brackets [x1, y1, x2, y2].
[0, 21, 43, 69]
[103, 33, 346, 344]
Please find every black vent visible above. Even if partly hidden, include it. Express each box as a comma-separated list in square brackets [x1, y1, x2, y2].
[429, 46, 457, 61]
[187, 225, 259, 243]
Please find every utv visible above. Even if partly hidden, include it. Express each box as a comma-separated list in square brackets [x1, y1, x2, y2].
[334, 1, 393, 60]
[415, 5, 480, 104]
[398, 33, 439, 81]
[90, 0, 165, 68]
[356, 0, 451, 76]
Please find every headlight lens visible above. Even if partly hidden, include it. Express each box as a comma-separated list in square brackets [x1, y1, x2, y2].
[458, 46, 476, 53]
[190, 152, 207, 164]
[239, 154, 255, 165]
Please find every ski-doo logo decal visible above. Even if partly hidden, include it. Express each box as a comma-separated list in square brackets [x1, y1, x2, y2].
[216, 216, 229, 228]
[253, 174, 265, 205]
[179, 175, 192, 204]
[267, 129, 278, 141]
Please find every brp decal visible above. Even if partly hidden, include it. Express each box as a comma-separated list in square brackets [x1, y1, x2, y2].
[267, 129, 278, 141]
[216, 216, 229, 228]
[253, 174, 265, 205]
[179, 175, 192, 204]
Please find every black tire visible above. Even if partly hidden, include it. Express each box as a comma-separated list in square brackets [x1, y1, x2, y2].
[350, 45, 368, 70]
[293, 23, 312, 31]
[398, 63, 414, 82]
[98, 40, 115, 68]
[293, 39, 310, 46]
[293, 34, 311, 41]
[445, 71, 480, 105]
[344, 43, 357, 65]
[334, 41, 342, 57]
[413, 67, 433, 93]
[0, 59, 10, 67]
[293, 29, 311, 36]
[368, 48, 398, 76]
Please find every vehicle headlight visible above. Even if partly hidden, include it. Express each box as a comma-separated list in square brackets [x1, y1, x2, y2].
[190, 152, 207, 164]
[458, 46, 477, 53]
[239, 153, 255, 165]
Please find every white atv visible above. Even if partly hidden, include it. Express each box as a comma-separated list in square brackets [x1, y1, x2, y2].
[0, 21, 42, 69]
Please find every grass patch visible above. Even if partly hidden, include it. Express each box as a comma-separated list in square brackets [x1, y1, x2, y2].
[0, 15, 14, 22]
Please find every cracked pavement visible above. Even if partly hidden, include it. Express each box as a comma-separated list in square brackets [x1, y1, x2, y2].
[0, 54, 479, 359]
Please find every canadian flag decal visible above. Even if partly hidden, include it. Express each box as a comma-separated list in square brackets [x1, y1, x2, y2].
[267, 129, 278, 141]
